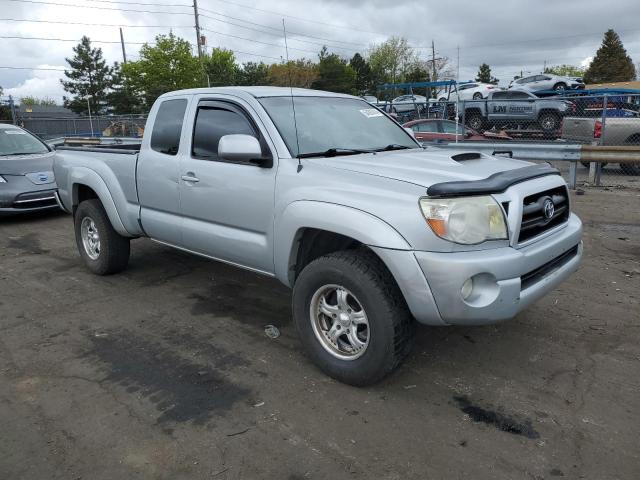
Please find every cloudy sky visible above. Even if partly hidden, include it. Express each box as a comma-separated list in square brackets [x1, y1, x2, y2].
[1, 0, 639, 103]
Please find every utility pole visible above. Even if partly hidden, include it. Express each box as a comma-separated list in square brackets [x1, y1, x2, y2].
[193, 0, 203, 58]
[456, 45, 460, 83]
[119, 28, 127, 64]
[431, 40, 437, 82]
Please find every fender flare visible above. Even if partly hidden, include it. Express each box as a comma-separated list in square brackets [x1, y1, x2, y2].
[68, 167, 133, 237]
[274, 200, 412, 286]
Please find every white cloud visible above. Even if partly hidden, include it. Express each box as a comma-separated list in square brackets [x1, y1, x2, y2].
[4, 66, 66, 104]
[580, 56, 593, 68]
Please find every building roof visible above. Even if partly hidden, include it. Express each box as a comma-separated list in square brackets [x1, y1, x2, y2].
[18, 105, 79, 118]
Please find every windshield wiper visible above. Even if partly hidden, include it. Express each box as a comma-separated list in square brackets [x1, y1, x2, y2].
[374, 144, 413, 152]
[297, 147, 373, 158]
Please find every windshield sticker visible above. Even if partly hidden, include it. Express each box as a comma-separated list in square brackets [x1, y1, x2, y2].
[4, 130, 27, 135]
[359, 108, 384, 118]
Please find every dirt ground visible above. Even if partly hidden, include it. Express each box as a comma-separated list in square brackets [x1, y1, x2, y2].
[1, 187, 639, 480]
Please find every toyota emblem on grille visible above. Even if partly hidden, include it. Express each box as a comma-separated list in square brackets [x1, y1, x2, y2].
[542, 197, 555, 220]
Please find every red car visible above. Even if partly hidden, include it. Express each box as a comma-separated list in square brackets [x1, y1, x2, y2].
[403, 119, 511, 142]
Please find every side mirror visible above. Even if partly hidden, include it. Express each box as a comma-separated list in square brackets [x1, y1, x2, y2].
[404, 127, 416, 139]
[218, 134, 271, 167]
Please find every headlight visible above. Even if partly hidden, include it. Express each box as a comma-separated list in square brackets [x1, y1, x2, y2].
[0, 175, 6, 183]
[419, 195, 508, 244]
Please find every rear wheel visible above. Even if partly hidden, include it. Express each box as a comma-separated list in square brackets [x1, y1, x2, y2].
[74, 199, 130, 275]
[466, 113, 484, 131]
[292, 250, 415, 386]
[539, 112, 560, 132]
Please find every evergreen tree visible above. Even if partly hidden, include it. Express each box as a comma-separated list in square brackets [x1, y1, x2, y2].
[312, 47, 356, 94]
[349, 53, 372, 94]
[475, 63, 498, 84]
[61, 36, 114, 114]
[107, 63, 142, 114]
[583, 29, 636, 84]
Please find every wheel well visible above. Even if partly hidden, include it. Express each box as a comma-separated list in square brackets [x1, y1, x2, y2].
[624, 133, 640, 145]
[290, 228, 365, 283]
[73, 184, 99, 215]
[538, 109, 560, 119]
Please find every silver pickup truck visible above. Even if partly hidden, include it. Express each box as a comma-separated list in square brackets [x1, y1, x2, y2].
[53, 87, 583, 386]
[462, 90, 574, 132]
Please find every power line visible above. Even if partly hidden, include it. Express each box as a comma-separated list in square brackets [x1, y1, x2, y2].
[202, 28, 317, 55]
[199, 15, 358, 52]
[0, 66, 67, 71]
[198, 0, 382, 36]
[4, 0, 194, 15]
[0, 17, 193, 29]
[0, 34, 153, 45]
[199, 11, 369, 48]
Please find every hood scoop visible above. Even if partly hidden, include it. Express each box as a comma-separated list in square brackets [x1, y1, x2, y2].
[451, 152, 483, 162]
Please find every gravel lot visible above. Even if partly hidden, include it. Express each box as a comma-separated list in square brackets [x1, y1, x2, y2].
[1, 187, 639, 480]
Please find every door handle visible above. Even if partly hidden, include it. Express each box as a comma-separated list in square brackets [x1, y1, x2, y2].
[181, 173, 200, 183]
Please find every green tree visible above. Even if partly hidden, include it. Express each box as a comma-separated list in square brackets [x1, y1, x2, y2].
[20, 96, 57, 106]
[312, 47, 356, 94]
[349, 53, 372, 94]
[107, 63, 142, 114]
[475, 63, 499, 84]
[236, 61, 271, 86]
[122, 33, 202, 110]
[544, 64, 584, 77]
[61, 36, 114, 114]
[204, 47, 237, 86]
[268, 60, 318, 88]
[368, 37, 417, 87]
[583, 29, 636, 84]
[405, 62, 431, 97]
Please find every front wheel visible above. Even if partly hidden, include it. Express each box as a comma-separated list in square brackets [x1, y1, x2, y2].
[292, 250, 415, 386]
[472, 92, 483, 100]
[74, 199, 130, 275]
[553, 82, 567, 91]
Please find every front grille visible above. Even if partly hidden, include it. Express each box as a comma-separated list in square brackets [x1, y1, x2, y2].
[518, 186, 569, 243]
[521, 244, 579, 290]
[13, 190, 58, 209]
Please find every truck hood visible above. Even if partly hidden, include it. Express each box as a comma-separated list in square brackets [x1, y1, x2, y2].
[307, 148, 532, 188]
[0, 151, 55, 176]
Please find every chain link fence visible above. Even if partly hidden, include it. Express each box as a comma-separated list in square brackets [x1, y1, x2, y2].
[394, 92, 640, 186]
[14, 114, 148, 140]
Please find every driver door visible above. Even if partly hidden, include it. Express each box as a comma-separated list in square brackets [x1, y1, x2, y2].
[178, 97, 277, 274]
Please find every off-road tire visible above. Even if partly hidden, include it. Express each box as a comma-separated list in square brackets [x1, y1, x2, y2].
[292, 249, 415, 386]
[74, 199, 130, 275]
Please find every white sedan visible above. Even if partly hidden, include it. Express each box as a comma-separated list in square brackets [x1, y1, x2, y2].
[439, 82, 501, 101]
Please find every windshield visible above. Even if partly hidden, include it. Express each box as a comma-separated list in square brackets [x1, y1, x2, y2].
[258, 96, 419, 157]
[0, 128, 50, 156]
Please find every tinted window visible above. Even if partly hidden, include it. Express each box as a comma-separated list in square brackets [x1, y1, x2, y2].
[413, 122, 439, 133]
[192, 106, 257, 160]
[441, 121, 465, 134]
[508, 91, 531, 99]
[151, 99, 187, 155]
[492, 91, 509, 99]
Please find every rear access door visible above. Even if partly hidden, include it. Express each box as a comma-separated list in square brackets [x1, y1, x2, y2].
[137, 96, 189, 245]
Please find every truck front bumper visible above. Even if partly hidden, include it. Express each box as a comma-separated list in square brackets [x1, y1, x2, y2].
[374, 213, 582, 326]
